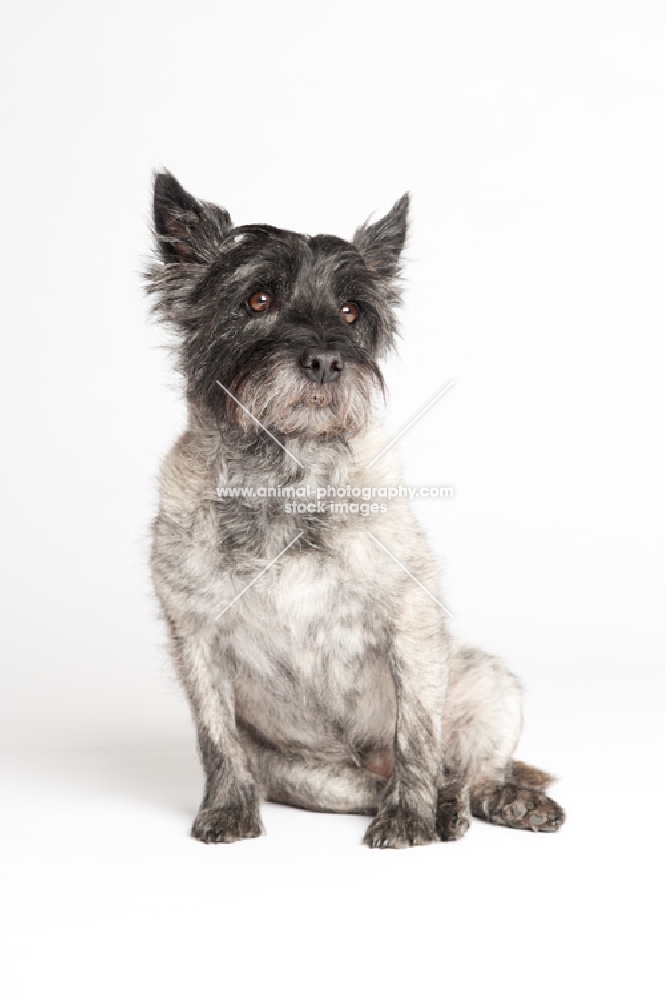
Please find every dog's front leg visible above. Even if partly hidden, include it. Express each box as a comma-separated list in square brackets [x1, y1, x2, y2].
[168, 622, 262, 844]
[363, 590, 448, 849]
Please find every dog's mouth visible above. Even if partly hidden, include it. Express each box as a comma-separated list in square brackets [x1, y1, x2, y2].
[224, 359, 379, 440]
[294, 384, 335, 408]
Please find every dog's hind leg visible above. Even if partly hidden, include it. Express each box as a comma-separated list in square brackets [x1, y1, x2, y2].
[470, 773, 565, 832]
[443, 644, 565, 834]
[240, 728, 385, 815]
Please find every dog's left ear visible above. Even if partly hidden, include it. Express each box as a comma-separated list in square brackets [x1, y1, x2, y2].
[153, 170, 234, 265]
[353, 194, 409, 279]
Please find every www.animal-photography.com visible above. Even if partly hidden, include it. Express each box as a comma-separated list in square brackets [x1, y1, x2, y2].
[1, 2, 662, 998]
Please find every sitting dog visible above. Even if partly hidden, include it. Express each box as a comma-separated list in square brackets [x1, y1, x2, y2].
[146, 172, 565, 847]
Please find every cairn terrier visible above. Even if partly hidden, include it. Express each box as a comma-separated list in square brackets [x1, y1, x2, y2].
[146, 172, 564, 847]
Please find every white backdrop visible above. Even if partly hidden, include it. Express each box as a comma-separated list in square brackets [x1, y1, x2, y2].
[1, 1, 663, 997]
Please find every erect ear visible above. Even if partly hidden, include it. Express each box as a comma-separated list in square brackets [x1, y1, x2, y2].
[353, 193, 409, 279]
[153, 171, 234, 265]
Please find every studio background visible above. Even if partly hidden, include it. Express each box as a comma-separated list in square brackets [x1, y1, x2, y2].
[1, 2, 662, 997]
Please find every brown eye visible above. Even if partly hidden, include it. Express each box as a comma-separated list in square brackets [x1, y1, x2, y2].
[247, 290, 272, 313]
[340, 301, 359, 324]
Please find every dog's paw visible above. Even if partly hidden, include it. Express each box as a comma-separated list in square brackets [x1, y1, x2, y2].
[363, 805, 438, 849]
[191, 803, 263, 844]
[479, 785, 565, 833]
[505, 789, 565, 832]
[436, 788, 472, 842]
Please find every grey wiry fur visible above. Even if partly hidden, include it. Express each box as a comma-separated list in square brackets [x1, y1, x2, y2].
[147, 172, 565, 847]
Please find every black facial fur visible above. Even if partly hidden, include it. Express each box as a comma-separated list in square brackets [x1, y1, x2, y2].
[146, 172, 409, 439]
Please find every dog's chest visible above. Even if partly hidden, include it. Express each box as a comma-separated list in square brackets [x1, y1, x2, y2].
[231, 533, 397, 749]
[233, 530, 390, 675]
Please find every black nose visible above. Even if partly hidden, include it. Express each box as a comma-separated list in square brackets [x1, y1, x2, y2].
[299, 348, 344, 384]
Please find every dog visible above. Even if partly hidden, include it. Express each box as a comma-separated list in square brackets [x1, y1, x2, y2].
[146, 171, 565, 847]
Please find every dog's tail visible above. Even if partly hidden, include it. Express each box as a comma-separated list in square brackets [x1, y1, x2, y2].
[509, 759, 556, 790]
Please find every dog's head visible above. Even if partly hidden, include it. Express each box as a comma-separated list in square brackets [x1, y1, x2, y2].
[146, 172, 408, 440]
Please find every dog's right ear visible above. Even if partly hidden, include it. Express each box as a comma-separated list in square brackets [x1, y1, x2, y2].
[153, 171, 233, 265]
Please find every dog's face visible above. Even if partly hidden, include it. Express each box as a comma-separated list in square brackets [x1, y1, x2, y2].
[147, 173, 408, 440]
